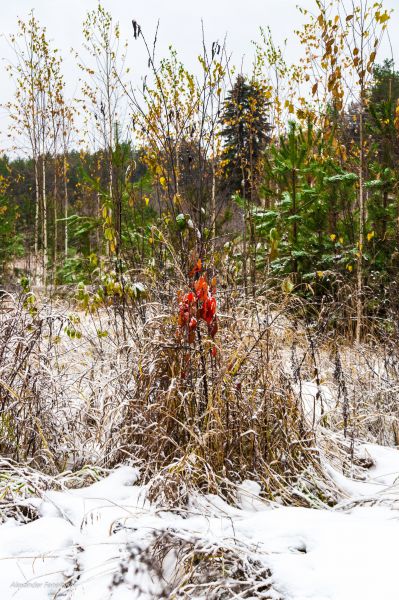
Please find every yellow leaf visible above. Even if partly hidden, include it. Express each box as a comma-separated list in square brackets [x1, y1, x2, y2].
[367, 231, 375, 241]
[282, 277, 294, 294]
[376, 11, 390, 24]
[284, 100, 295, 113]
[329, 233, 337, 241]
[104, 228, 114, 241]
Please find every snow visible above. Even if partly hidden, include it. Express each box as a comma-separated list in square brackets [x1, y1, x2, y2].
[258, 506, 399, 600]
[295, 381, 335, 425]
[1, 446, 399, 599]
[358, 443, 399, 487]
[326, 442, 399, 499]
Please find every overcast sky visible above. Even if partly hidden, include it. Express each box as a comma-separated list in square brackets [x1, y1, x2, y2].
[1, 0, 398, 152]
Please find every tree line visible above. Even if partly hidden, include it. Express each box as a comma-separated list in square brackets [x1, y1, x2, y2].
[1, 0, 398, 339]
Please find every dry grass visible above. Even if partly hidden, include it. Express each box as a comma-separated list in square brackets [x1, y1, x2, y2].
[2, 284, 399, 598]
[1, 283, 399, 510]
[108, 528, 280, 599]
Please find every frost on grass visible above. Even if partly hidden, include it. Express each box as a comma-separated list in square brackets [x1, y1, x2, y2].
[2, 294, 399, 598]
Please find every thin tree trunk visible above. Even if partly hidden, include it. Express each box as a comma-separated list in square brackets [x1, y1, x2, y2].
[34, 156, 40, 284]
[356, 107, 364, 344]
[211, 157, 216, 256]
[97, 191, 101, 253]
[63, 154, 69, 257]
[242, 164, 248, 298]
[382, 189, 388, 240]
[53, 156, 58, 285]
[42, 154, 48, 287]
[292, 168, 298, 278]
[249, 138, 256, 297]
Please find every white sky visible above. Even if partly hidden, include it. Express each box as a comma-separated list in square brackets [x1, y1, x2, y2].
[1, 0, 398, 152]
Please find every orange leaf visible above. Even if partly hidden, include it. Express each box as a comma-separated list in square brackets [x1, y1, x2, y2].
[194, 276, 209, 302]
[190, 258, 202, 276]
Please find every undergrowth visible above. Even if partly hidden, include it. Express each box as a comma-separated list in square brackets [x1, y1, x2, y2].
[1, 278, 399, 511]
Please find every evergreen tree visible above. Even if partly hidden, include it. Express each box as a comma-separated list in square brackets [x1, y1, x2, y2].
[220, 75, 271, 200]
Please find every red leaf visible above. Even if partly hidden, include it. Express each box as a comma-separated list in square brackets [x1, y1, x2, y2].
[208, 317, 218, 338]
[202, 296, 216, 324]
[184, 291, 195, 304]
[178, 309, 189, 327]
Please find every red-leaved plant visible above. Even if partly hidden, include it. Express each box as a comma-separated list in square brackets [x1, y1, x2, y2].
[177, 260, 218, 362]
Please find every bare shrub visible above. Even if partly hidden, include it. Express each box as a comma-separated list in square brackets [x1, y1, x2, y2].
[108, 528, 281, 599]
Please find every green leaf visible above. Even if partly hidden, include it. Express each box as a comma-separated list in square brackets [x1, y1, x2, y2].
[324, 172, 358, 184]
[176, 213, 187, 229]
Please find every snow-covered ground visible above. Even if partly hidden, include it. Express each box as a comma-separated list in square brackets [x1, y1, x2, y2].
[1, 444, 399, 600]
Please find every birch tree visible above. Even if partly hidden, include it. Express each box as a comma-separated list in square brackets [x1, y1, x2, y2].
[77, 3, 128, 257]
